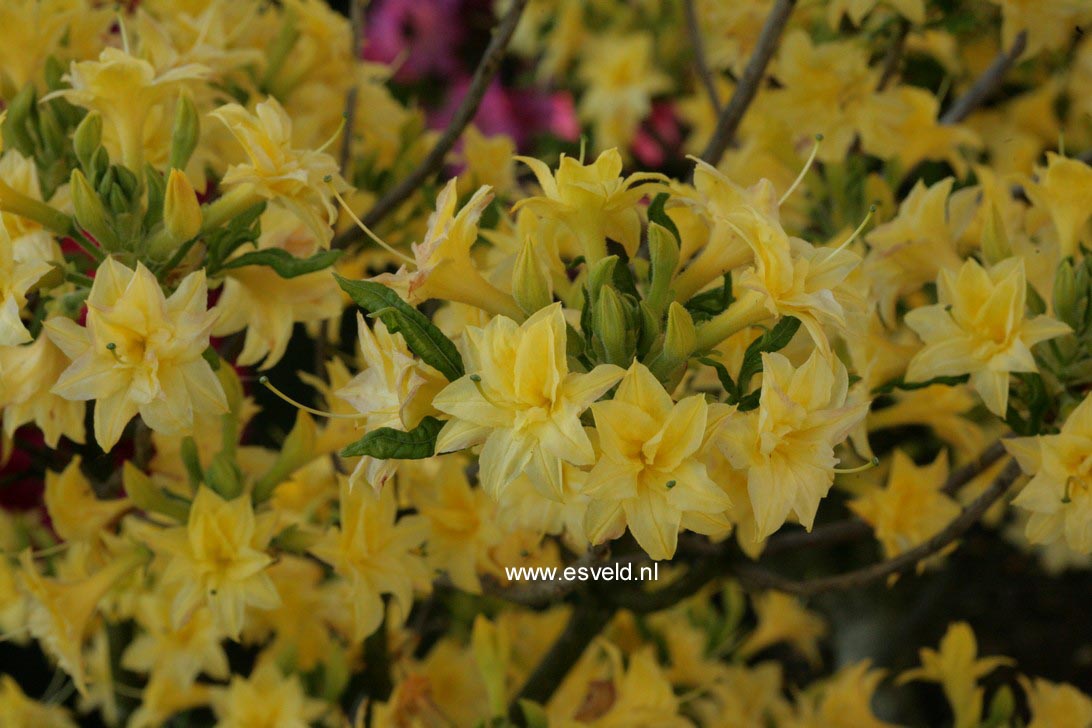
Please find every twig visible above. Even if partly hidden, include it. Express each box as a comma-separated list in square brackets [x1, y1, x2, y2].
[940, 30, 1027, 124]
[339, 0, 366, 175]
[699, 0, 796, 166]
[334, 0, 530, 249]
[476, 544, 610, 608]
[599, 556, 720, 614]
[685, 0, 721, 113]
[734, 459, 1021, 596]
[876, 18, 910, 91]
[761, 438, 1009, 556]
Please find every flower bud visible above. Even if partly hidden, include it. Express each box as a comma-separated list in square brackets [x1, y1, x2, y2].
[471, 615, 510, 719]
[160, 169, 202, 250]
[1054, 259, 1078, 327]
[252, 411, 317, 503]
[512, 236, 552, 315]
[70, 168, 120, 250]
[587, 255, 619, 302]
[122, 462, 190, 522]
[646, 223, 679, 315]
[169, 92, 200, 170]
[648, 302, 696, 385]
[981, 202, 1011, 264]
[593, 285, 631, 366]
[204, 451, 243, 500]
[73, 112, 102, 172]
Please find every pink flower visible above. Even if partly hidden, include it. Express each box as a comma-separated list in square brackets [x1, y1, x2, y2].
[364, 0, 462, 82]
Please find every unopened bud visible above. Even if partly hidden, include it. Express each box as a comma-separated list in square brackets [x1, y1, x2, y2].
[471, 615, 510, 720]
[155, 169, 202, 255]
[982, 202, 1011, 264]
[647, 223, 679, 314]
[204, 451, 243, 500]
[648, 302, 696, 384]
[73, 112, 102, 172]
[1054, 259, 1080, 329]
[587, 255, 619, 302]
[512, 236, 552, 315]
[169, 92, 200, 170]
[70, 168, 120, 250]
[594, 285, 631, 366]
[122, 462, 190, 522]
[252, 410, 317, 503]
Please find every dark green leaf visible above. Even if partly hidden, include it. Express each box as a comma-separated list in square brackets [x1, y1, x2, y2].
[647, 192, 681, 246]
[737, 316, 801, 390]
[335, 274, 465, 381]
[685, 275, 733, 322]
[222, 248, 342, 278]
[340, 416, 445, 459]
[697, 356, 737, 399]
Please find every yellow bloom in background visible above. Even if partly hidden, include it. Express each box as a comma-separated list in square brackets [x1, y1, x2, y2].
[717, 351, 868, 540]
[850, 450, 961, 570]
[898, 622, 1012, 728]
[860, 86, 979, 177]
[0, 225, 50, 345]
[50, 47, 209, 171]
[1020, 676, 1092, 728]
[577, 33, 670, 152]
[791, 660, 896, 728]
[209, 657, 326, 728]
[461, 125, 517, 198]
[1024, 152, 1092, 258]
[738, 591, 827, 666]
[904, 257, 1070, 417]
[145, 486, 279, 640]
[309, 480, 429, 642]
[45, 258, 228, 451]
[434, 303, 624, 500]
[122, 593, 229, 686]
[125, 672, 209, 728]
[989, 0, 1092, 58]
[1006, 392, 1092, 553]
[514, 148, 665, 262]
[0, 326, 87, 447]
[43, 457, 129, 544]
[212, 96, 348, 245]
[584, 361, 731, 560]
[0, 674, 77, 728]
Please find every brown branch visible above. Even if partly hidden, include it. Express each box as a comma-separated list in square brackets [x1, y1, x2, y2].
[940, 30, 1027, 124]
[685, 0, 721, 113]
[699, 0, 796, 166]
[475, 544, 609, 608]
[338, 0, 366, 175]
[762, 439, 1009, 556]
[876, 18, 910, 91]
[734, 459, 1021, 597]
[333, 0, 530, 249]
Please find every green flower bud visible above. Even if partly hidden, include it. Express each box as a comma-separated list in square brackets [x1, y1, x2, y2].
[204, 451, 244, 500]
[587, 255, 619, 303]
[986, 685, 1015, 726]
[73, 112, 103, 172]
[37, 104, 64, 159]
[122, 462, 190, 522]
[1054, 258, 1079, 329]
[151, 168, 202, 257]
[594, 285, 631, 366]
[70, 168, 120, 250]
[646, 222, 679, 314]
[981, 202, 1012, 264]
[648, 302, 696, 385]
[252, 410, 317, 503]
[169, 91, 200, 170]
[512, 237, 552, 315]
[114, 164, 139, 198]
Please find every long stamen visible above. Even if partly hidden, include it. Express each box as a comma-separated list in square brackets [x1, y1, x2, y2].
[259, 376, 364, 419]
[3, 542, 72, 559]
[329, 184, 415, 264]
[106, 342, 124, 364]
[779, 133, 823, 206]
[834, 456, 880, 474]
[831, 204, 877, 255]
[469, 374, 502, 408]
[316, 116, 347, 155]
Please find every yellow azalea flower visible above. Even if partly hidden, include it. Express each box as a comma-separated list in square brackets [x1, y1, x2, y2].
[495, 462, 592, 552]
[460, 125, 517, 198]
[850, 450, 962, 569]
[989, 0, 1092, 58]
[125, 672, 209, 728]
[211, 96, 349, 245]
[827, 0, 924, 25]
[513, 148, 666, 262]
[904, 257, 1070, 417]
[791, 660, 896, 728]
[45, 258, 228, 451]
[0, 152, 54, 240]
[210, 656, 326, 727]
[0, 226, 50, 345]
[898, 621, 1012, 728]
[584, 361, 732, 560]
[433, 303, 624, 500]
[860, 86, 979, 176]
[334, 312, 446, 490]
[690, 661, 793, 728]
[309, 479, 430, 641]
[1005, 391, 1092, 553]
[0, 330, 87, 447]
[0, 674, 77, 728]
[144, 485, 280, 639]
[122, 593, 229, 685]
[43, 457, 129, 543]
[0, 555, 28, 644]
[18, 548, 147, 696]
[717, 351, 869, 540]
[576, 33, 671, 152]
[1020, 676, 1092, 728]
[0, 0, 111, 92]
[868, 385, 988, 465]
[49, 47, 209, 171]
[738, 591, 827, 665]
[371, 179, 522, 317]
[1024, 152, 1092, 258]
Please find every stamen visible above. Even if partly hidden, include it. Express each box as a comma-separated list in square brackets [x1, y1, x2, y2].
[834, 456, 880, 475]
[831, 204, 877, 255]
[258, 376, 364, 419]
[469, 373, 502, 408]
[1063, 476, 1074, 504]
[664, 480, 677, 489]
[579, 136, 587, 165]
[316, 117, 346, 155]
[106, 342, 123, 364]
[117, 13, 132, 55]
[330, 188, 415, 264]
[779, 133, 823, 206]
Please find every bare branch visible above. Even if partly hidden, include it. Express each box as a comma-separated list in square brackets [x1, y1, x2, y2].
[734, 459, 1021, 597]
[940, 30, 1027, 124]
[334, 0, 530, 249]
[699, 0, 796, 166]
[475, 545, 609, 608]
[685, 0, 721, 113]
[876, 18, 910, 91]
[339, 0, 366, 175]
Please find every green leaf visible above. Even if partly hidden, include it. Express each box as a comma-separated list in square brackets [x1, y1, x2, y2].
[222, 248, 342, 278]
[334, 274, 465, 381]
[736, 316, 801, 391]
[685, 275, 733, 322]
[647, 192, 681, 246]
[340, 416, 445, 459]
[698, 356, 737, 399]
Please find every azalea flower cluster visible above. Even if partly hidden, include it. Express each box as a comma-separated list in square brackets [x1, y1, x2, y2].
[1, 0, 1091, 726]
